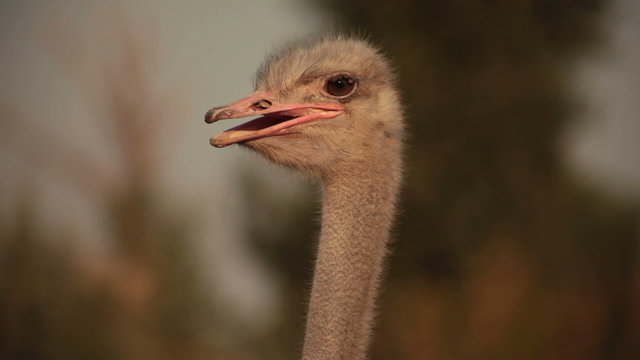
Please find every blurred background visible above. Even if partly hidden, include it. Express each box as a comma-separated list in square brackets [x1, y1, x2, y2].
[1, 0, 638, 359]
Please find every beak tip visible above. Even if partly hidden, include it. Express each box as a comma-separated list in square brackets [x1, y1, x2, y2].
[205, 107, 235, 123]
[209, 137, 226, 148]
[204, 109, 215, 124]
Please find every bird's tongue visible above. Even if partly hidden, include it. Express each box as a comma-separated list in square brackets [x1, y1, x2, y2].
[212, 114, 294, 146]
[210, 108, 340, 148]
[227, 114, 294, 132]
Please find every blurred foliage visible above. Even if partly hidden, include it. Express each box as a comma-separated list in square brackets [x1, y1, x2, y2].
[1, 2, 639, 360]
[242, 0, 640, 359]
[0, 19, 217, 360]
[0, 187, 214, 360]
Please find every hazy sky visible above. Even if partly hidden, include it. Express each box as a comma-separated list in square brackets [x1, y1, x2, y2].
[0, 0, 328, 329]
[567, 0, 640, 199]
[1, 0, 638, 329]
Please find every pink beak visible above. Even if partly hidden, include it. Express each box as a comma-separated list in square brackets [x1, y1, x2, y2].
[205, 91, 344, 147]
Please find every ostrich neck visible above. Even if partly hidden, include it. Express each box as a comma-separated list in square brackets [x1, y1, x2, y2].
[302, 158, 401, 360]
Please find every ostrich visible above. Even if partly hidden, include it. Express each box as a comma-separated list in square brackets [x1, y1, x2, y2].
[205, 37, 404, 360]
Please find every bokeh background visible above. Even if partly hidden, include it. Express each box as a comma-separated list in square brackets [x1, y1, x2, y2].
[1, 0, 639, 359]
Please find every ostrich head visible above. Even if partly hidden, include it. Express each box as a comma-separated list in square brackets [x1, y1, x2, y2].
[205, 37, 404, 176]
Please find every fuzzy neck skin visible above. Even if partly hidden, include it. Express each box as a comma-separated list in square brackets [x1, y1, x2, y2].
[301, 151, 402, 360]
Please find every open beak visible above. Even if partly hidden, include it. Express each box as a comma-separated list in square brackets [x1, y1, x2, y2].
[205, 91, 344, 147]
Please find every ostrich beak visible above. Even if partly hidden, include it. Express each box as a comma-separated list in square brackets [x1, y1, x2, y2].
[205, 91, 343, 147]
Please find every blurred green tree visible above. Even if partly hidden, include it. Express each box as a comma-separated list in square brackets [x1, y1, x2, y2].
[244, 1, 640, 359]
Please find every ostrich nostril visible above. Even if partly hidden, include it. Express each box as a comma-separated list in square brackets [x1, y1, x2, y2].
[253, 99, 272, 110]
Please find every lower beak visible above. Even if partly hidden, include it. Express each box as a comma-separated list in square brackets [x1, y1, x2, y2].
[205, 91, 343, 147]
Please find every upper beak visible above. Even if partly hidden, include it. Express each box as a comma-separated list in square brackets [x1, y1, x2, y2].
[205, 91, 276, 124]
[205, 91, 344, 147]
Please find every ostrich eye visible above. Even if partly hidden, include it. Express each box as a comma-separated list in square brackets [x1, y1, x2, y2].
[325, 75, 356, 97]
